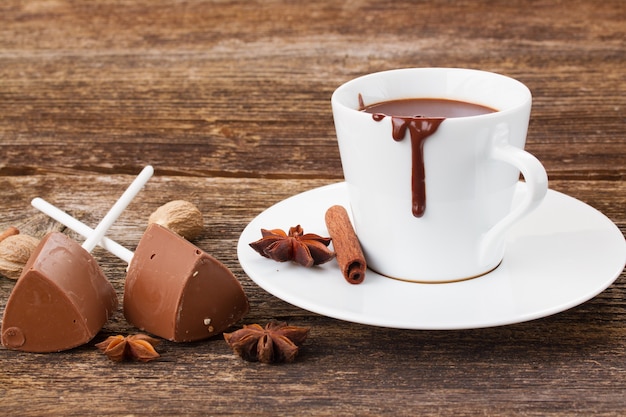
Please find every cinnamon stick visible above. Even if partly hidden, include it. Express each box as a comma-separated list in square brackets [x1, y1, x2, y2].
[325, 205, 366, 284]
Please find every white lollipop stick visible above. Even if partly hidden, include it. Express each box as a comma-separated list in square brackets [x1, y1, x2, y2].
[81, 165, 153, 253]
[31, 165, 152, 262]
[31, 198, 134, 264]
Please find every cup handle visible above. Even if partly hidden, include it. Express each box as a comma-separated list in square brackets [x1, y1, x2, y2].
[480, 124, 549, 262]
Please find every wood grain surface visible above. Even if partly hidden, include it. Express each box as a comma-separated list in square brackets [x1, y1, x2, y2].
[1, 1, 624, 416]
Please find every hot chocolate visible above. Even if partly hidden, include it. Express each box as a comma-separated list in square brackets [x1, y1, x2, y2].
[361, 98, 496, 119]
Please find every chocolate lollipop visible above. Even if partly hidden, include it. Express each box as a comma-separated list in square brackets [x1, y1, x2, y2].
[32, 199, 249, 343]
[1, 166, 154, 352]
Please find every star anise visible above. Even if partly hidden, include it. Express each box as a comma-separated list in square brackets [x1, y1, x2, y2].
[249, 225, 334, 267]
[95, 334, 161, 362]
[223, 321, 310, 364]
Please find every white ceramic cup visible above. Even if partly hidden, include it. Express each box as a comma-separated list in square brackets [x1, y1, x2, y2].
[331, 68, 548, 283]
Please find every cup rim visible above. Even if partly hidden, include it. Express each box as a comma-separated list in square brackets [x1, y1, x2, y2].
[331, 67, 532, 120]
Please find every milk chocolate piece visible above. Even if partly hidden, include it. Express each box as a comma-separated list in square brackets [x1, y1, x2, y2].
[123, 224, 249, 342]
[1, 232, 118, 353]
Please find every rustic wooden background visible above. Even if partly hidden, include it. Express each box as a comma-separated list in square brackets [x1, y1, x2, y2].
[1, 0, 624, 415]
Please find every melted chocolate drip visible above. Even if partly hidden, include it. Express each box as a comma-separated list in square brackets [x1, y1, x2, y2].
[361, 97, 494, 217]
[359, 94, 444, 216]
[386, 115, 444, 217]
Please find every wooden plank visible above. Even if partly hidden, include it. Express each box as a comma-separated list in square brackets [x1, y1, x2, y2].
[0, 176, 623, 415]
[0, 0, 625, 415]
[1, 2, 624, 180]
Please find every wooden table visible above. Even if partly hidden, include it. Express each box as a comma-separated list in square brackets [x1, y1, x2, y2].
[1, 1, 624, 415]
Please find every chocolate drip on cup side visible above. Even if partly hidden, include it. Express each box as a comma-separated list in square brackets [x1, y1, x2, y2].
[388, 115, 444, 217]
[370, 112, 444, 217]
[361, 97, 495, 217]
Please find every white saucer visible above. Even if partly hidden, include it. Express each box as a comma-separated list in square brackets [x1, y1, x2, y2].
[237, 182, 625, 330]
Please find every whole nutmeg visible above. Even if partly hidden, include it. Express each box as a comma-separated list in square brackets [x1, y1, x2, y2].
[148, 200, 204, 240]
[0, 232, 40, 280]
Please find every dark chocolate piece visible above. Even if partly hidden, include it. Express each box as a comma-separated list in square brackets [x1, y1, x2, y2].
[123, 224, 249, 342]
[1, 232, 118, 353]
